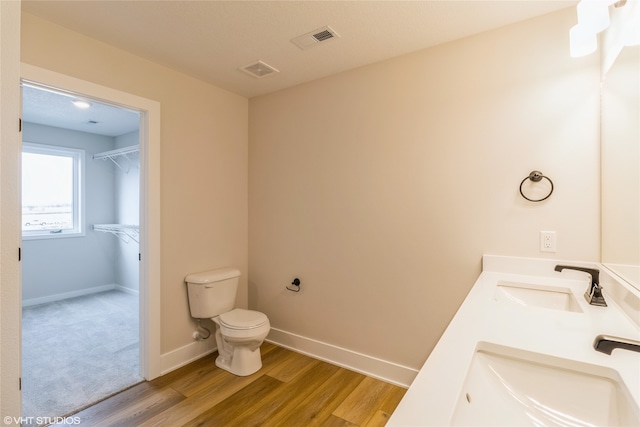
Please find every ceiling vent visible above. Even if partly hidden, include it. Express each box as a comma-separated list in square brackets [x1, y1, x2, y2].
[291, 26, 340, 50]
[240, 60, 280, 79]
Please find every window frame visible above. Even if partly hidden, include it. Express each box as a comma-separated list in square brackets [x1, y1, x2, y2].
[22, 142, 85, 240]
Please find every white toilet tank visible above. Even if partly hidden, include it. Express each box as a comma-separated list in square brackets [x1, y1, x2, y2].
[185, 268, 241, 319]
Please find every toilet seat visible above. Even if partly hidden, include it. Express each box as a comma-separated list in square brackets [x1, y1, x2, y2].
[219, 308, 268, 330]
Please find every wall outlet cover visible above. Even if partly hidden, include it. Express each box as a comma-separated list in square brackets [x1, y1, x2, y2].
[540, 231, 557, 252]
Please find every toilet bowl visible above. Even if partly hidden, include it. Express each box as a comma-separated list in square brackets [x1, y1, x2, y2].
[212, 308, 270, 376]
[184, 268, 270, 376]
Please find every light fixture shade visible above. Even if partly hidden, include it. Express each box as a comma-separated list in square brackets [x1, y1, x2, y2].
[577, 0, 611, 33]
[570, 24, 598, 57]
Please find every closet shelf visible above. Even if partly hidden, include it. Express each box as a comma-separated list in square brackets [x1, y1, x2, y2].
[92, 224, 139, 244]
[93, 145, 139, 173]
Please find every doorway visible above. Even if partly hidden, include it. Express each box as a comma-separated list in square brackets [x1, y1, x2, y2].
[19, 64, 161, 418]
[21, 83, 143, 418]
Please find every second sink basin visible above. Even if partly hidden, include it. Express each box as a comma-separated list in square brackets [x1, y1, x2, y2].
[452, 342, 639, 426]
[493, 281, 582, 313]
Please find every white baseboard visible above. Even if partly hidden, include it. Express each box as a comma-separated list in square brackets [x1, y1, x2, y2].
[22, 284, 116, 307]
[160, 338, 217, 376]
[267, 328, 418, 388]
[115, 285, 139, 296]
[157, 327, 419, 387]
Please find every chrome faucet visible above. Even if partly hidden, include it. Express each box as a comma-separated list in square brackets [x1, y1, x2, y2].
[594, 335, 640, 355]
[554, 265, 607, 307]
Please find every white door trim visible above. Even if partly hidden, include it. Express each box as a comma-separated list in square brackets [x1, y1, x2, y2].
[20, 63, 162, 380]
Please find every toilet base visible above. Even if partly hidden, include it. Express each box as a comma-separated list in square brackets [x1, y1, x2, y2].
[215, 345, 263, 376]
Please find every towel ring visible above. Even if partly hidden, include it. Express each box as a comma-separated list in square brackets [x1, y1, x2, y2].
[519, 170, 554, 202]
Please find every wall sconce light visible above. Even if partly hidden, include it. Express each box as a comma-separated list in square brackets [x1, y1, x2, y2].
[570, 0, 639, 57]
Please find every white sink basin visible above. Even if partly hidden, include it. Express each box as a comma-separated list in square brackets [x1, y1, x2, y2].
[493, 281, 583, 313]
[452, 343, 639, 426]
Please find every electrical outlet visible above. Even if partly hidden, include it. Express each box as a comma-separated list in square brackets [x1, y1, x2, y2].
[540, 231, 556, 252]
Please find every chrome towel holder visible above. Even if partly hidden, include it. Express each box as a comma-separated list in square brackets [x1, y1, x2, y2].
[519, 170, 554, 202]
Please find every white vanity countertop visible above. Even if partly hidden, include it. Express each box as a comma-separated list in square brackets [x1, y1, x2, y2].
[387, 255, 640, 426]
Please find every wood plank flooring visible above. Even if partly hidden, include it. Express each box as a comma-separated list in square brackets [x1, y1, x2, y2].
[63, 343, 406, 426]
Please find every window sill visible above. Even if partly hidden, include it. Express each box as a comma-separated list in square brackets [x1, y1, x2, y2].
[22, 231, 86, 241]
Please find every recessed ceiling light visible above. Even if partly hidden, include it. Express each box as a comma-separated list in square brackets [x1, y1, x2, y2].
[72, 100, 91, 109]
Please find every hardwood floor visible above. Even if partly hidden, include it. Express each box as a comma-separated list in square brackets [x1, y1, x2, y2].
[63, 342, 407, 426]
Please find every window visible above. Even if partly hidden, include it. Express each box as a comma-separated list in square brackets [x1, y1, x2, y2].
[22, 142, 84, 239]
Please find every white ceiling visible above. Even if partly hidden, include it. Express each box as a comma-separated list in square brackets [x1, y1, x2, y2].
[22, 85, 141, 137]
[23, 0, 578, 99]
[21, 0, 578, 135]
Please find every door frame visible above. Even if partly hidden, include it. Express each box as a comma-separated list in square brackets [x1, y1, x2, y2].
[20, 63, 161, 380]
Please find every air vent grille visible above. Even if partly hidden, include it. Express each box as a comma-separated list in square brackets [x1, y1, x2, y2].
[313, 30, 334, 42]
[292, 26, 340, 50]
[240, 60, 280, 79]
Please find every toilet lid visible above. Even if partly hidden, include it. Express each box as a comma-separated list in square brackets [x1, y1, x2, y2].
[219, 309, 268, 330]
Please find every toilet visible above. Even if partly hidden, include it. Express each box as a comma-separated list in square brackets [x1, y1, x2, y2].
[185, 268, 270, 376]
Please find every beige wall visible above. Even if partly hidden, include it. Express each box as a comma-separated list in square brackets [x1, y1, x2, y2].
[20, 13, 249, 354]
[17, 6, 601, 377]
[249, 8, 600, 369]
